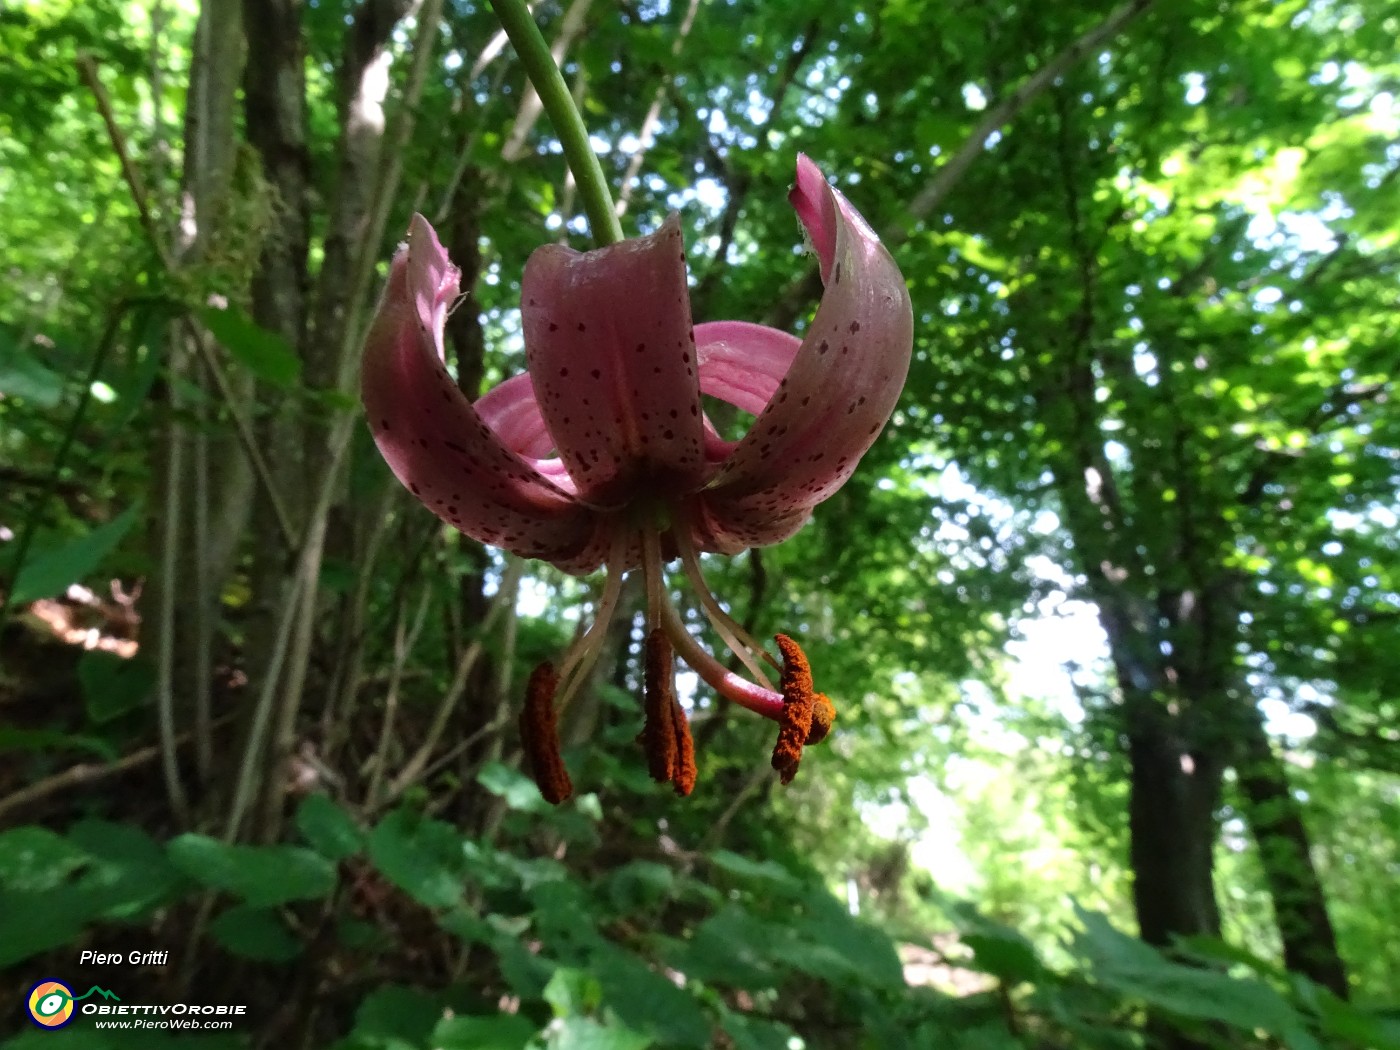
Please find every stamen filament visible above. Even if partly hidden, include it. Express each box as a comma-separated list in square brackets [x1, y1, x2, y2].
[640, 525, 666, 629]
[659, 598, 785, 720]
[555, 534, 631, 713]
[672, 524, 777, 686]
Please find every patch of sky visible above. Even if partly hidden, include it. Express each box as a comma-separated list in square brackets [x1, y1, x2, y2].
[1183, 71, 1206, 106]
[961, 83, 987, 111]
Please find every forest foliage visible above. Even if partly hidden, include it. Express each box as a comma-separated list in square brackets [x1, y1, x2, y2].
[1, 0, 1398, 1047]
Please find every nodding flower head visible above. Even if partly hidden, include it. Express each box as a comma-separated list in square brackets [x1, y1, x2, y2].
[362, 155, 913, 801]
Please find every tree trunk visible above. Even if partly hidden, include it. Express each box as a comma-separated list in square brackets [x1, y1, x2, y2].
[1124, 693, 1223, 946]
[1235, 709, 1350, 997]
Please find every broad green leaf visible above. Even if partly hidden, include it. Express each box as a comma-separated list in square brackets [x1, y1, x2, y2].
[167, 834, 335, 907]
[78, 650, 155, 723]
[349, 986, 444, 1048]
[0, 825, 90, 891]
[432, 1014, 537, 1050]
[366, 808, 464, 908]
[544, 967, 604, 1018]
[478, 760, 553, 813]
[716, 1006, 798, 1050]
[0, 728, 117, 760]
[0, 329, 65, 406]
[548, 1017, 652, 1050]
[9, 504, 142, 605]
[961, 927, 1045, 984]
[296, 793, 364, 861]
[591, 945, 710, 1048]
[0, 885, 94, 967]
[707, 850, 803, 894]
[209, 904, 302, 961]
[198, 304, 301, 387]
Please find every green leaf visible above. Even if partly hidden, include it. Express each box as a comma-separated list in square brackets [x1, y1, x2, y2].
[9, 504, 142, 605]
[350, 986, 444, 1048]
[716, 1007, 798, 1050]
[0, 885, 94, 967]
[961, 927, 1045, 984]
[548, 1017, 652, 1050]
[478, 760, 553, 812]
[78, 650, 155, 723]
[0, 327, 65, 406]
[167, 834, 336, 907]
[544, 967, 604, 1018]
[432, 1014, 537, 1050]
[198, 304, 301, 387]
[0, 727, 117, 760]
[707, 850, 803, 894]
[0, 826, 91, 891]
[367, 808, 464, 909]
[67, 820, 185, 919]
[591, 945, 710, 1048]
[296, 793, 364, 861]
[208, 904, 302, 961]
[1075, 908, 1318, 1048]
[604, 861, 674, 914]
[789, 892, 907, 991]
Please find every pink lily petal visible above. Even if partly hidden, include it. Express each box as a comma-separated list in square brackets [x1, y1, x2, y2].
[694, 320, 801, 416]
[699, 156, 913, 539]
[474, 372, 580, 496]
[362, 215, 604, 572]
[521, 215, 708, 510]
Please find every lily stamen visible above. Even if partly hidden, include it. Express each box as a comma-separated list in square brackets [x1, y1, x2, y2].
[520, 663, 572, 804]
[672, 522, 778, 686]
[771, 634, 834, 785]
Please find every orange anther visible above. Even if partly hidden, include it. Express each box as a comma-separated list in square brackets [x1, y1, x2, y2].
[519, 662, 573, 804]
[671, 697, 697, 797]
[807, 693, 836, 746]
[771, 634, 829, 785]
[643, 630, 679, 783]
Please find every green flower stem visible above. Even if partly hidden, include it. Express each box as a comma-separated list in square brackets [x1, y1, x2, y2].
[488, 0, 625, 247]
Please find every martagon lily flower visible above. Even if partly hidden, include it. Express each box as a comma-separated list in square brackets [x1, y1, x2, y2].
[361, 155, 912, 802]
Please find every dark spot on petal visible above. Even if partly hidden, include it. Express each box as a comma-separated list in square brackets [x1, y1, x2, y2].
[849, 320, 861, 333]
[559, 367, 569, 377]
[819, 340, 829, 355]
[549, 322, 559, 331]
[591, 369, 601, 379]
[577, 322, 587, 332]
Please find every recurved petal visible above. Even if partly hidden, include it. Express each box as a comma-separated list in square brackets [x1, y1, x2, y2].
[521, 215, 708, 509]
[699, 157, 912, 543]
[362, 215, 605, 572]
[694, 321, 801, 416]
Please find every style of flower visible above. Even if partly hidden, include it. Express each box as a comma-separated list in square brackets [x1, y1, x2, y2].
[361, 155, 913, 801]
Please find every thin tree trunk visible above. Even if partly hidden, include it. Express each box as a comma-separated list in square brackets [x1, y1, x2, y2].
[239, 0, 311, 840]
[1235, 710, 1350, 997]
